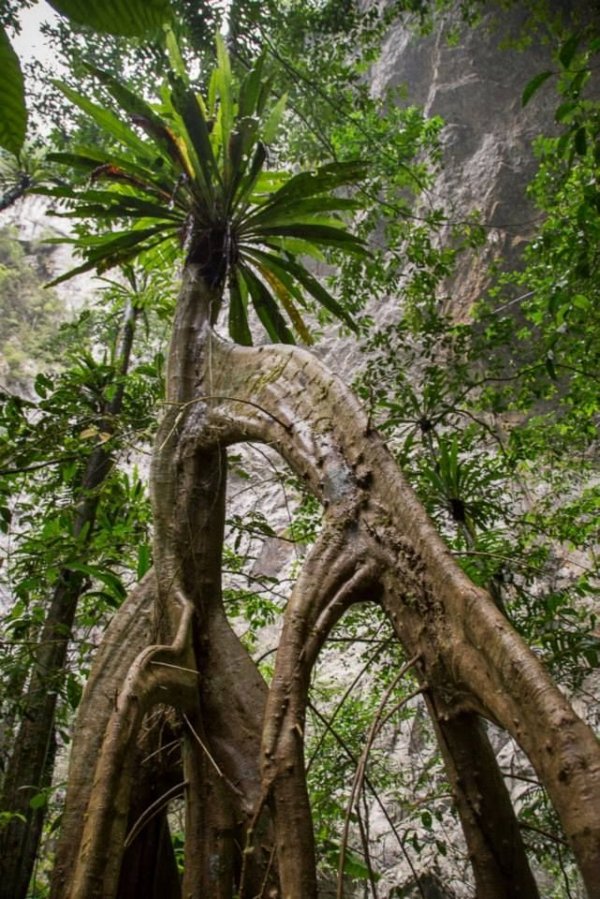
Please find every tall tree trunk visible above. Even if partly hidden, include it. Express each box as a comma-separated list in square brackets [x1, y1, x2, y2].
[0, 301, 140, 899]
[427, 700, 540, 898]
[52, 268, 276, 897]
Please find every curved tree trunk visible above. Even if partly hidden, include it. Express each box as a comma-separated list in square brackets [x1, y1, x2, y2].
[52, 270, 276, 898]
[50, 574, 156, 899]
[51, 276, 600, 898]
[202, 335, 600, 896]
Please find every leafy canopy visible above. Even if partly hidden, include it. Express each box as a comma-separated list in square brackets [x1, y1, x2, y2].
[42, 33, 367, 345]
[0, 0, 175, 156]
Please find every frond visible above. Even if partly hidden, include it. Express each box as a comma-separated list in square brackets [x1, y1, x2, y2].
[44, 34, 367, 343]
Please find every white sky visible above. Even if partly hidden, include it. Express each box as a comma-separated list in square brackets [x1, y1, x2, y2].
[11, 1, 232, 74]
[12, 1, 62, 73]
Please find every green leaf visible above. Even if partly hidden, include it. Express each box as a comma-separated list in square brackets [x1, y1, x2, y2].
[53, 81, 152, 157]
[266, 160, 367, 205]
[238, 52, 266, 118]
[44, 186, 182, 222]
[263, 93, 287, 143]
[556, 129, 574, 159]
[46, 226, 172, 285]
[46, 148, 176, 199]
[558, 32, 580, 70]
[136, 543, 152, 579]
[232, 141, 267, 213]
[29, 792, 48, 810]
[242, 196, 360, 230]
[71, 224, 169, 253]
[46, 0, 172, 36]
[84, 64, 166, 132]
[555, 101, 577, 123]
[522, 70, 553, 107]
[126, 113, 194, 181]
[572, 294, 590, 310]
[34, 373, 53, 399]
[254, 261, 313, 344]
[44, 151, 101, 172]
[256, 74, 276, 116]
[254, 223, 367, 256]
[170, 81, 220, 195]
[215, 32, 233, 146]
[568, 68, 589, 99]
[261, 235, 326, 262]
[0, 25, 27, 155]
[245, 246, 357, 332]
[240, 264, 295, 344]
[225, 116, 261, 205]
[228, 271, 253, 345]
[164, 25, 188, 81]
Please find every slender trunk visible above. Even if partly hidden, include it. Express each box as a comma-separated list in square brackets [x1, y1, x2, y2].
[0, 175, 32, 212]
[427, 700, 540, 898]
[152, 267, 274, 894]
[0, 302, 140, 899]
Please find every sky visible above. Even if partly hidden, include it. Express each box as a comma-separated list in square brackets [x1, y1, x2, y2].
[12, 1, 62, 73]
[10, 1, 233, 75]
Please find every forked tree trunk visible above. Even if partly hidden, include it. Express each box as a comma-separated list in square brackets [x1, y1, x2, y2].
[202, 335, 600, 896]
[51, 270, 600, 898]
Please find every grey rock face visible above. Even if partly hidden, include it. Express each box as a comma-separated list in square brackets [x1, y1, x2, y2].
[2, 194, 98, 315]
[374, 6, 555, 211]
[318, 4, 595, 895]
[370, 4, 562, 317]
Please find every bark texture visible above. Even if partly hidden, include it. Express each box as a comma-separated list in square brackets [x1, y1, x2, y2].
[51, 275, 600, 898]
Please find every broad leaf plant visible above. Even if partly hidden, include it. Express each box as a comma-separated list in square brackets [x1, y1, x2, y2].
[42, 33, 367, 344]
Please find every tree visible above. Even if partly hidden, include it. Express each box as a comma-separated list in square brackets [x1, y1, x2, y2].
[3, 0, 600, 896]
[0, 269, 163, 898]
[26, 25, 598, 899]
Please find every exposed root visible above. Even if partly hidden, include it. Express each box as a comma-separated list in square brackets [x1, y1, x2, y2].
[255, 523, 383, 898]
[67, 588, 198, 899]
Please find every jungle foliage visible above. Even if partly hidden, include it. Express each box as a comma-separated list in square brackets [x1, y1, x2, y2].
[0, 1, 598, 898]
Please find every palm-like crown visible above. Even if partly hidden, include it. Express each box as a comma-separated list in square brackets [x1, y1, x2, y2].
[43, 35, 367, 345]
